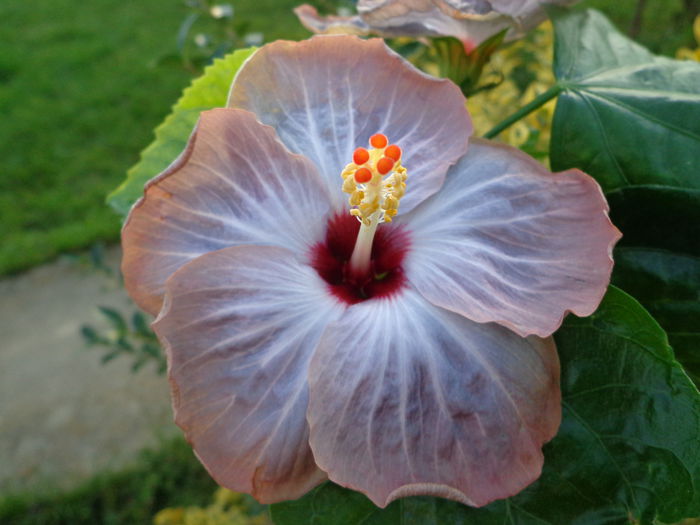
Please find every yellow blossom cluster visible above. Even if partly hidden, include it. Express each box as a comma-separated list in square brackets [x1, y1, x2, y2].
[676, 15, 700, 61]
[153, 488, 271, 525]
[467, 21, 556, 161]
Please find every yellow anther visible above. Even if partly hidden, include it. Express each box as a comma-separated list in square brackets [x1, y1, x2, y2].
[341, 164, 358, 179]
[383, 195, 399, 211]
[340, 134, 408, 227]
[359, 200, 379, 218]
[350, 191, 364, 206]
[342, 175, 357, 194]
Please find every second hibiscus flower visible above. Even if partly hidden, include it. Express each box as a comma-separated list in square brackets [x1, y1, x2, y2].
[295, 0, 580, 50]
[121, 35, 620, 508]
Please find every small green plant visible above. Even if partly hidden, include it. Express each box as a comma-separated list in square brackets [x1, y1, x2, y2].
[82, 307, 165, 374]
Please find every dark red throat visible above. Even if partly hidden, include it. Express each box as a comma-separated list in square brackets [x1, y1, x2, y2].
[310, 213, 410, 305]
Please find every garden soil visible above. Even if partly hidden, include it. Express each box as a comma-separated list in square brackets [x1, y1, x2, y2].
[0, 246, 175, 494]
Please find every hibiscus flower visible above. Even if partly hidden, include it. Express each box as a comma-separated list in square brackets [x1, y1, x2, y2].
[121, 35, 620, 508]
[295, 0, 580, 51]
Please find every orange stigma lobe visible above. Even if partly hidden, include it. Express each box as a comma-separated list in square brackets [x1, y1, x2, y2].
[354, 167, 372, 183]
[377, 157, 395, 175]
[370, 133, 388, 149]
[385, 144, 401, 161]
[353, 147, 370, 165]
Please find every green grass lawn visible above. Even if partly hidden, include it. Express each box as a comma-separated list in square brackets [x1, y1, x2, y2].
[0, 0, 696, 276]
[0, 0, 309, 276]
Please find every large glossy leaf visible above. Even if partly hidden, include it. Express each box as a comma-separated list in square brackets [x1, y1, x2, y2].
[107, 47, 256, 216]
[548, 8, 700, 193]
[608, 185, 700, 385]
[271, 287, 700, 524]
[547, 8, 700, 389]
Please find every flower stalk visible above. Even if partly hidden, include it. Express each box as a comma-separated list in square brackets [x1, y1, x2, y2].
[484, 84, 563, 139]
[348, 216, 379, 279]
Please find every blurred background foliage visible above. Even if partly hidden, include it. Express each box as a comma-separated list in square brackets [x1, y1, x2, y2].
[0, 437, 219, 524]
[467, 21, 556, 161]
[153, 488, 271, 525]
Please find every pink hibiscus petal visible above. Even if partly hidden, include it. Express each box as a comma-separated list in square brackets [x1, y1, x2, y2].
[121, 108, 332, 315]
[154, 245, 344, 503]
[358, 0, 511, 43]
[360, 0, 577, 40]
[307, 289, 560, 508]
[228, 35, 472, 212]
[487, 0, 577, 20]
[401, 138, 621, 337]
[294, 5, 371, 35]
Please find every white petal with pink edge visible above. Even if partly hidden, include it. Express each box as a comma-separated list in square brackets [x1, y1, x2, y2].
[228, 35, 472, 212]
[359, 0, 511, 43]
[121, 108, 332, 315]
[306, 288, 561, 508]
[401, 138, 621, 338]
[153, 245, 344, 503]
[294, 5, 370, 36]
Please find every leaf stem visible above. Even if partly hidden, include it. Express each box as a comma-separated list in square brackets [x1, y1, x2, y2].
[483, 84, 563, 139]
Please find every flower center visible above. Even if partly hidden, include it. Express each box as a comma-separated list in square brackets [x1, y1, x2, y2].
[310, 134, 409, 305]
[340, 133, 408, 280]
[310, 213, 410, 305]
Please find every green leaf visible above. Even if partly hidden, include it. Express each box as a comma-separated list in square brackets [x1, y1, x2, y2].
[271, 287, 700, 524]
[132, 311, 154, 339]
[546, 8, 700, 389]
[542, 286, 700, 523]
[548, 8, 700, 193]
[98, 305, 128, 336]
[81, 325, 107, 346]
[107, 47, 257, 217]
[607, 185, 700, 385]
[141, 342, 162, 359]
[100, 351, 121, 364]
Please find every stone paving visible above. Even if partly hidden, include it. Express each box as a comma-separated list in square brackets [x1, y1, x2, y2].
[0, 246, 176, 494]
